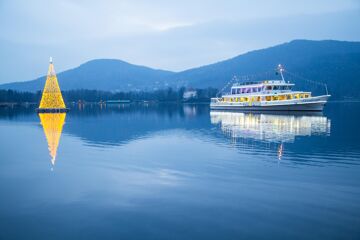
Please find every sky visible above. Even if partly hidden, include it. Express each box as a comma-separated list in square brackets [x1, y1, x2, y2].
[0, 0, 360, 83]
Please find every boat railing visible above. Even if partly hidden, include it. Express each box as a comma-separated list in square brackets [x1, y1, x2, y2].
[233, 81, 260, 86]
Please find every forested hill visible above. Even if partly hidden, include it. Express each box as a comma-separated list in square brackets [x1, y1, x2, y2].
[171, 40, 360, 100]
[0, 59, 175, 92]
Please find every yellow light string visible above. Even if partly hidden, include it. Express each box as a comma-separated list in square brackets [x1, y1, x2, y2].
[39, 62, 66, 109]
[39, 113, 66, 166]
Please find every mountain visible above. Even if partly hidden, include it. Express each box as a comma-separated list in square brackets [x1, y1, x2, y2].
[1, 40, 360, 99]
[172, 40, 360, 99]
[0, 59, 175, 92]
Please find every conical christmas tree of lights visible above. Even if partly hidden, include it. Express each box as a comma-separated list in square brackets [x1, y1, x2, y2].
[39, 58, 66, 109]
[39, 113, 66, 167]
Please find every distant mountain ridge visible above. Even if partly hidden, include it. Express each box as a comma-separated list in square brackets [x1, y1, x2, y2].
[0, 59, 175, 92]
[1, 40, 360, 99]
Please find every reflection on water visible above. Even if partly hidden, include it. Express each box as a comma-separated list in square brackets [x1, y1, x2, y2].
[0, 103, 360, 240]
[38, 113, 66, 168]
[277, 142, 284, 160]
[210, 111, 331, 143]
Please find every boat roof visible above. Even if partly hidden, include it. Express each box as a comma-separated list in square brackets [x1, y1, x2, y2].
[232, 80, 294, 87]
[222, 91, 311, 97]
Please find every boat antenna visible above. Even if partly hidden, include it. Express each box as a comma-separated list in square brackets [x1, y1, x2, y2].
[277, 64, 285, 82]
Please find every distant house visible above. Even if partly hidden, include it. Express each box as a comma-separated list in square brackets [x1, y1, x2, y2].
[183, 89, 197, 100]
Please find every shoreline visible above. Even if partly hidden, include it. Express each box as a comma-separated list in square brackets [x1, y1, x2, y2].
[0, 99, 359, 108]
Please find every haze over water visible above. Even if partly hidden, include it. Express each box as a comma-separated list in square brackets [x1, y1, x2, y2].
[0, 102, 359, 239]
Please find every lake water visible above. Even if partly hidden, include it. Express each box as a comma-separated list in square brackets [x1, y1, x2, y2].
[0, 102, 359, 239]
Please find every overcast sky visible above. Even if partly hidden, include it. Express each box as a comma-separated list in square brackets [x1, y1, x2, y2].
[0, 0, 360, 83]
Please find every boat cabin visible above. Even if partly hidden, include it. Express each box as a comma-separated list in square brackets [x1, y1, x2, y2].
[218, 80, 311, 103]
[230, 80, 294, 95]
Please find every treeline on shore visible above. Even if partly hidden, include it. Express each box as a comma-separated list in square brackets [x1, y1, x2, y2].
[0, 87, 218, 104]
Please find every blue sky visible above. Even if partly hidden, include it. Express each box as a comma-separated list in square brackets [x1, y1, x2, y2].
[0, 0, 359, 83]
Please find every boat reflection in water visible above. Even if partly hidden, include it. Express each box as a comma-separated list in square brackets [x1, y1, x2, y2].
[39, 113, 66, 169]
[210, 111, 331, 159]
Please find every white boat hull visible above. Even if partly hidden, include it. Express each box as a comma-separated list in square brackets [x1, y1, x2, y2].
[210, 95, 330, 111]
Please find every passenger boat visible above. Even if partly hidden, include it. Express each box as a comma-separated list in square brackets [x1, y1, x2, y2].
[210, 65, 330, 111]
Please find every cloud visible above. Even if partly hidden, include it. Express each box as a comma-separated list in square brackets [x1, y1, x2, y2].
[0, 0, 359, 83]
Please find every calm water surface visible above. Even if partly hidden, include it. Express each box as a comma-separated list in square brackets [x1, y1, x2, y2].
[0, 102, 359, 239]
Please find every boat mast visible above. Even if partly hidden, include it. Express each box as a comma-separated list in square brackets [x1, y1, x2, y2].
[277, 64, 285, 82]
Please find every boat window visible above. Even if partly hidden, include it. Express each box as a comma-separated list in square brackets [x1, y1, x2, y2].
[266, 86, 272, 90]
[237, 88, 241, 94]
[232, 89, 236, 94]
[273, 86, 279, 90]
[279, 95, 286, 100]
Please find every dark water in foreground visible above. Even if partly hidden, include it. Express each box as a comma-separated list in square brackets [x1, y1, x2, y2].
[0, 102, 359, 240]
